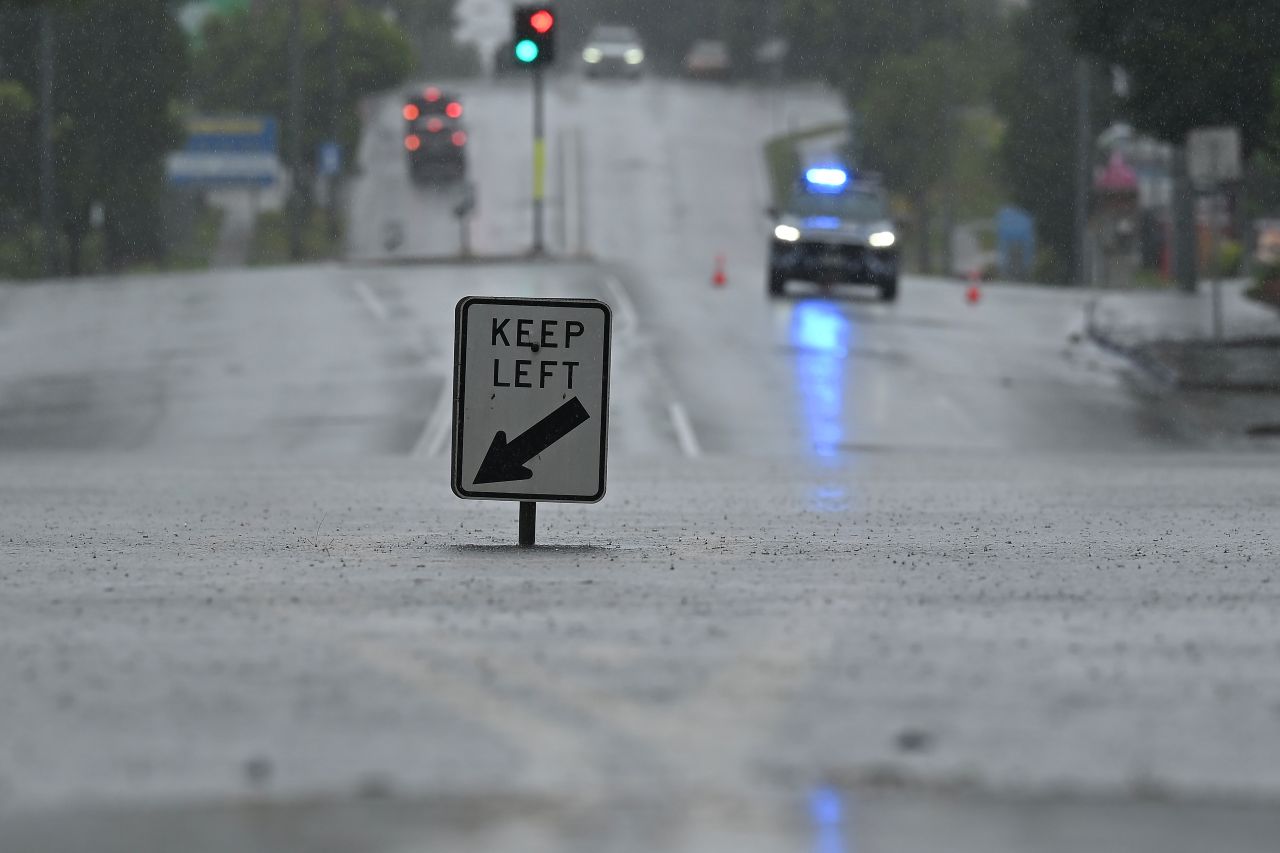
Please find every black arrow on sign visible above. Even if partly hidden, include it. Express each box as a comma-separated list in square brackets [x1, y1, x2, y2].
[473, 397, 591, 485]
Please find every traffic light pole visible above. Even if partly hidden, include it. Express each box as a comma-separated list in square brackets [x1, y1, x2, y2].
[39, 8, 57, 276]
[532, 64, 546, 256]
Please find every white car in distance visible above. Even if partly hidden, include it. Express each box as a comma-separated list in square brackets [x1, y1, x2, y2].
[582, 24, 645, 79]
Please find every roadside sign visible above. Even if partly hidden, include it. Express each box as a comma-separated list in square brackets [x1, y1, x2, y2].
[318, 140, 341, 177]
[184, 115, 278, 153]
[166, 114, 281, 188]
[165, 151, 279, 187]
[1256, 219, 1280, 264]
[1187, 126, 1241, 189]
[452, 297, 611, 503]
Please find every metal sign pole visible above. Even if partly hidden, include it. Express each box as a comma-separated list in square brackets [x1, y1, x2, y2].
[1210, 189, 1223, 340]
[532, 65, 546, 255]
[1208, 138, 1223, 340]
[519, 501, 536, 546]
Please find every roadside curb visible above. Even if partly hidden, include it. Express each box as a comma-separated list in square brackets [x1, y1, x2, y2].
[1084, 300, 1280, 393]
[342, 251, 597, 268]
[1082, 299, 1181, 389]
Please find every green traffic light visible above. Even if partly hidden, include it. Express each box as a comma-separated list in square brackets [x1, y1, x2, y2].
[515, 38, 539, 63]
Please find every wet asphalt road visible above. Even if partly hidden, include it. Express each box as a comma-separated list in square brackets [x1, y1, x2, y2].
[1, 76, 1279, 851]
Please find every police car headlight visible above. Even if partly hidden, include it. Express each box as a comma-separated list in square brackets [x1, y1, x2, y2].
[583, 48, 603, 63]
[624, 48, 645, 65]
[774, 224, 800, 242]
[869, 230, 895, 248]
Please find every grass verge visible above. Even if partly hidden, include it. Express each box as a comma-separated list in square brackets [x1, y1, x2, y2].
[164, 206, 224, 271]
[249, 209, 343, 265]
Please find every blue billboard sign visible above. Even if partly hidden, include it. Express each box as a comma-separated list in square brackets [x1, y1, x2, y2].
[183, 115, 278, 154]
[167, 115, 281, 188]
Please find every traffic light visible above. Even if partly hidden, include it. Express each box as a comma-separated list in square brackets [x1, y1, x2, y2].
[513, 5, 555, 66]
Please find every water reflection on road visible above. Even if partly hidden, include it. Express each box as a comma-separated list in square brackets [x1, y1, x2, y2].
[809, 786, 851, 853]
[790, 300, 851, 459]
[789, 300, 853, 512]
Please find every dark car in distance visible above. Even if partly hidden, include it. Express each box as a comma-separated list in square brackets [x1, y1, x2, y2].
[403, 87, 467, 184]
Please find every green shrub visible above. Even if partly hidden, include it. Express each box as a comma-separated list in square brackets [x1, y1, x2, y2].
[0, 226, 46, 279]
[1215, 239, 1243, 277]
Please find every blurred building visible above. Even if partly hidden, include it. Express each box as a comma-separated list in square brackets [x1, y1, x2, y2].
[1092, 123, 1175, 285]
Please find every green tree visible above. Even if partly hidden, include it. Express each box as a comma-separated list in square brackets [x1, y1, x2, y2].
[0, 81, 36, 220]
[195, 0, 413, 182]
[782, 0, 1000, 88]
[993, 0, 1110, 282]
[857, 40, 967, 272]
[1069, 0, 1280, 152]
[0, 0, 188, 272]
[377, 0, 479, 77]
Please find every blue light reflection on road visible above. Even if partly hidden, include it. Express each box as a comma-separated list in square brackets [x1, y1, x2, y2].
[791, 300, 850, 461]
[809, 787, 852, 853]
[790, 300, 852, 510]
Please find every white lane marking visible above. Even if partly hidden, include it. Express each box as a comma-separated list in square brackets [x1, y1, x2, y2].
[668, 400, 702, 459]
[352, 276, 447, 456]
[601, 272, 700, 459]
[601, 273, 637, 337]
[414, 380, 453, 458]
[352, 279, 391, 324]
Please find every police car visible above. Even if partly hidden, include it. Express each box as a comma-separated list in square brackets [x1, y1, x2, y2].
[768, 167, 899, 301]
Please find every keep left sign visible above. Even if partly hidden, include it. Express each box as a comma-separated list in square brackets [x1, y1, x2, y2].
[451, 296, 611, 502]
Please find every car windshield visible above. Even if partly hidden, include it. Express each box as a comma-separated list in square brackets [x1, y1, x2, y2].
[787, 187, 886, 220]
[690, 41, 728, 60]
[4, 2, 1278, 852]
[589, 25, 639, 44]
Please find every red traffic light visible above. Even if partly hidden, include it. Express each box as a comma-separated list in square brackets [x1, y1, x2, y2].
[404, 135, 421, 151]
[512, 4, 556, 66]
[451, 130, 467, 147]
[445, 101, 462, 119]
[424, 86, 441, 102]
[530, 9, 553, 33]
[426, 117, 444, 133]
[402, 103, 420, 121]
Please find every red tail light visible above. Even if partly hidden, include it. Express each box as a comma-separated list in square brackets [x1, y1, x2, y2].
[445, 102, 462, 119]
[402, 103, 420, 121]
[451, 130, 467, 147]
[426, 118, 444, 133]
[404, 135, 421, 151]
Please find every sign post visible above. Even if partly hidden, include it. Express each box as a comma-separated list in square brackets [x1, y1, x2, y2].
[452, 297, 611, 545]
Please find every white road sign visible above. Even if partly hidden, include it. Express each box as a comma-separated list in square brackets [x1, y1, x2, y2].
[452, 296, 611, 502]
[1187, 126, 1241, 188]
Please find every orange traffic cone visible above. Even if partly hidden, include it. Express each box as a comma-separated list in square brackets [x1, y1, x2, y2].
[712, 253, 727, 287]
[965, 268, 982, 305]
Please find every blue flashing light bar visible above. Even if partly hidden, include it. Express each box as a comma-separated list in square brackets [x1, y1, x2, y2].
[804, 166, 849, 190]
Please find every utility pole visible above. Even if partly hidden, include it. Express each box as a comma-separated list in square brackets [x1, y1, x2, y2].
[287, 0, 304, 261]
[327, 0, 341, 247]
[1172, 146, 1197, 293]
[39, 7, 57, 276]
[1073, 57, 1091, 286]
